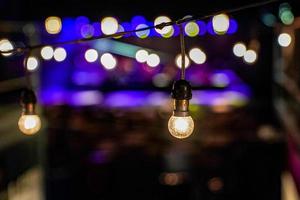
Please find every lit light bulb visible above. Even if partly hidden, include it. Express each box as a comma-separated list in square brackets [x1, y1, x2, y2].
[18, 114, 41, 135]
[168, 80, 194, 139]
[18, 89, 41, 135]
[168, 115, 194, 139]
[212, 13, 230, 35]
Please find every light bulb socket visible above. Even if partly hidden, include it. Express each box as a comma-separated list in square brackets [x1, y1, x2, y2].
[20, 89, 37, 115]
[173, 99, 190, 117]
[171, 80, 192, 100]
[171, 80, 192, 117]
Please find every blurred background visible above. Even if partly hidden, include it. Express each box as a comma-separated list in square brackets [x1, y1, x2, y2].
[0, 0, 300, 199]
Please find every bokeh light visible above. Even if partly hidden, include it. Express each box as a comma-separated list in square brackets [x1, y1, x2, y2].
[135, 24, 150, 38]
[152, 73, 171, 87]
[85, 49, 98, 63]
[161, 26, 174, 38]
[146, 53, 160, 67]
[233, 42, 247, 57]
[211, 73, 230, 87]
[100, 53, 117, 70]
[243, 50, 257, 64]
[0, 39, 14, 56]
[54, 47, 67, 62]
[154, 16, 172, 35]
[26, 57, 39, 71]
[40, 46, 54, 60]
[278, 33, 292, 47]
[212, 14, 229, 35]
[101, 17, 119, 35]
[45, 16, 62, 34]
[279, 3, 294, 25]
[262, 13, 277, 27]
[189, 48, 206, 64]
[135, 49, 148, 63]
[184, 22, 199, 37]
[80, 24, 95, 38]
[176, 54, 190, 68]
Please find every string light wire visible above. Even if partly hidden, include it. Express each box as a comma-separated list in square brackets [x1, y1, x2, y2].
[0, 0, 278, 55]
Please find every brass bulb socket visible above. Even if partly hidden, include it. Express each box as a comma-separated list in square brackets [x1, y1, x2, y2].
[173, 99, 190, 117]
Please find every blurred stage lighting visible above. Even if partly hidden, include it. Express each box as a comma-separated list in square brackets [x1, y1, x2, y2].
[54, 47, 67, 62]
[101, 53, 117, 70]
[41, 46, 54, 60]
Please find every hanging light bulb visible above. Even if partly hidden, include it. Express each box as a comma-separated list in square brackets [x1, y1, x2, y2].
[168, 23, 194, 139]
[168, 80, 194, 139]
[18, 89, 41, 135]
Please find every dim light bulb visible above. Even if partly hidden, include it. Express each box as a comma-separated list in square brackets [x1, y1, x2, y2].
[168, 115, 194, 139]
[18, 114, 41, 135]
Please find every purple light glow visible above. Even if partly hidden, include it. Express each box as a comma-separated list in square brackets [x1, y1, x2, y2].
[227, 19, 238, 34]
[197, 20, 207, 35]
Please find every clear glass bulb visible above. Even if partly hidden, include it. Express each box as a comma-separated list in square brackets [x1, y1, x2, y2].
[18, 114, 41, 135]
[168, 116, 194, 139]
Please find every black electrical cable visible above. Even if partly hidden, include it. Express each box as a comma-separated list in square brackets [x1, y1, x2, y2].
[0, 0, 279, 54]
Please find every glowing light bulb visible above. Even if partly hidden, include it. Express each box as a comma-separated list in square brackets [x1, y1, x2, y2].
[41, 46, 54, 60]
[85, 49, 98, 62]
[26, 56, 39, 71]
[189, 48, 206, 64]
[0, 39, 14, 56]
[278, 33, 291, 47]
[168, 80, 194, 139]
[168, 116, 194, 139]
[18, 114, 41, 135]
[212, 14, 230, 35]
[101, 17, 119, 35]
[233, 42, 246, 57]
[45, 16, 62, 34]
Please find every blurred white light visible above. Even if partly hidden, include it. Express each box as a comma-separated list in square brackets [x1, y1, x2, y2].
[233, 43, 246, 57]
[101, 17, 119, 35]
[0, 39, 14, 56]
[184, 22, 199, 37]
[101, 53, 117, 70]
[243, 50, 257, 64]
[278, 33, 292, 47]
[176, 54, 190, 68]
[154, 16, 172, 35]
[147, 53, 160, 67]
[26, 57, 39, 71]
[189, 48, 206, 64]
[135, 49, 148, 63]
[40, 46, 54, 60]
[84, 49, 98, 63]
[212, 14, 230, 34]
[45, 16, 62, 34]
[54, 47, 67, 62]
[135, 24, 150, 38]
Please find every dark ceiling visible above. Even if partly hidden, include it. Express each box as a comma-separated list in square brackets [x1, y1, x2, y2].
[0, 0, 294, 21]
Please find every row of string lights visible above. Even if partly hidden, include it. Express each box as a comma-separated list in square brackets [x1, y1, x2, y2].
[0, 0, 294, 138]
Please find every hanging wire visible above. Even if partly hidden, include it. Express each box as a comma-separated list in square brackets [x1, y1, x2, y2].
[179, 24, 186, 80]
[0, 0, 278, 55]
[23, 51, 32, 89]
